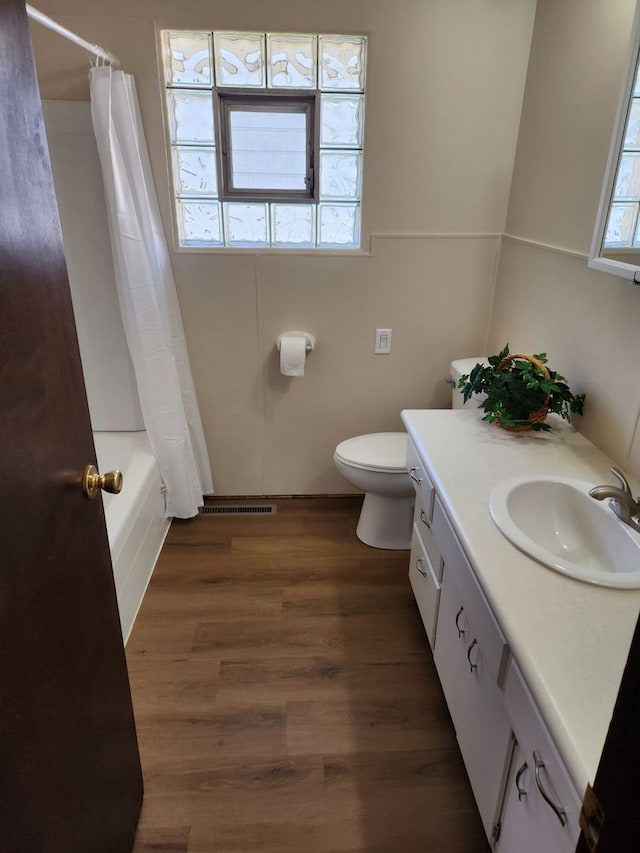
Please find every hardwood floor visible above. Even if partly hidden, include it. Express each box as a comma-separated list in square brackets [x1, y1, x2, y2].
[127, 497, 489, 853]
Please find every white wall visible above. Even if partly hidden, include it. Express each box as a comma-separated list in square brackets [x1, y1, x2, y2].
[31, 0, 537, 493]
[488, 0, 640, 480]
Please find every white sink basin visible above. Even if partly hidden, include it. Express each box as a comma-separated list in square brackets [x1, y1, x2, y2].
[489, 476, 640, 588]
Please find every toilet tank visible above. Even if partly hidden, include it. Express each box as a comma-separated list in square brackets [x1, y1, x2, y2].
[450, 357, 487, 409]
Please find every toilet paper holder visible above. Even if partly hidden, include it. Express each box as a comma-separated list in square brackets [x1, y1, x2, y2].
[276, 331, 316, 353]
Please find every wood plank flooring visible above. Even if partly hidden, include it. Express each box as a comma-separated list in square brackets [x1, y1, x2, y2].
[127, 497, 489, 853]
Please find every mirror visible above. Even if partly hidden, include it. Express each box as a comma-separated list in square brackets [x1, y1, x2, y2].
[590, 1, 640, 282]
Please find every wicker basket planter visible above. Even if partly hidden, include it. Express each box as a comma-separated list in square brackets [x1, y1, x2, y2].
[493, 353, 550, 432]
[458, 345, 585, 433]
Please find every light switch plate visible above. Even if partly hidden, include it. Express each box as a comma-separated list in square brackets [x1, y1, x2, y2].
[373, 329, 391, 355]
[375, 328, 392, 354]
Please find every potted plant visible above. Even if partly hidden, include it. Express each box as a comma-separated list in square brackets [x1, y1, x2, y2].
[458, 344, 585, 432]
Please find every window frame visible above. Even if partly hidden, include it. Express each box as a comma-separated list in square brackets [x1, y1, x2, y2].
[215, 88, 320, 204]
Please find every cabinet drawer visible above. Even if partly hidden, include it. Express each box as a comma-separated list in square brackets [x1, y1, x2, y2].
[501, 658, 581, 852]
[433, 497, 508, 685]
[406, 438, 435, 521]
[412, 498, 443, 581]
[409, 525, 441, 648]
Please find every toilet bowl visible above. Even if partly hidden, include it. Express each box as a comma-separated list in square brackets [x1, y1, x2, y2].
[334, 432, 414, 550]
[334, 359, 487, 550]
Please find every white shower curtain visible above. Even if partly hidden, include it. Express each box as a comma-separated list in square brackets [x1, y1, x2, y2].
[89, 65, 213, 518]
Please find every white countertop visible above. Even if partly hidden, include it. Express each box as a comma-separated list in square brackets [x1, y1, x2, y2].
[401, 408, 640, 794]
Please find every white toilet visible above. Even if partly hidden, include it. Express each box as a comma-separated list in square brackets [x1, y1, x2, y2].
[334, 432, 414, 549]
[334, 358, 485, 550]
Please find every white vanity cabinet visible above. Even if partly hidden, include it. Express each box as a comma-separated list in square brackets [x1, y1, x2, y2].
[495, 659, 581, 852]
[407, 439, 511, 838]
[405, 435, 583, 851]
[430, 495, 512, 840]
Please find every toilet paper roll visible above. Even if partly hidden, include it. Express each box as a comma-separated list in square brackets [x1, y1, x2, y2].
[280, 334, 307, 376]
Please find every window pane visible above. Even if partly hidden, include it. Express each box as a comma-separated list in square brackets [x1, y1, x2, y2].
[614, 153, 640, 201]
[272, 204, 316, 247]
[172, 147, 218, 196]
[178, 200, 222, 245]
[267, 34, 317, 89]
[319, 36, 366, 92]
[167, 91, 214, 143]
[604, 203, 638, 248]
[318, 203, 360, 248]
[214, 32, 265, 87]
[164, 32, 213, 87]
[624, 99, 640, 149]
[320, 95, 364, 148]
[229, 109, 308, 190]
[320, 151, 362, 200]
[224, 203, 269, 246]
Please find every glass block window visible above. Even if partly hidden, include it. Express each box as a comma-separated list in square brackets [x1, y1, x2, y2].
[605, 58, 640, 248]
[161, 30, 366, 249]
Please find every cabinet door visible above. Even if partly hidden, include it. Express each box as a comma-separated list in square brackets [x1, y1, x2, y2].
[497, 659, 581, 853]
[497, 740, 579, 853]
[497, 741, 540, 853]
[434, 564, 512, 839]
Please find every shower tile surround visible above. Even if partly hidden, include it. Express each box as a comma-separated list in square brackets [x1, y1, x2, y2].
[29, 0, 640, 495]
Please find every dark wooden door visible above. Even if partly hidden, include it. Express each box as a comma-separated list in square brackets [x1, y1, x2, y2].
[0, 2, 143, 851]
[575, 611, 640, 852]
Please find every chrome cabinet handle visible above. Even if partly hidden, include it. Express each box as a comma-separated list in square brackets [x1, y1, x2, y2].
[533, 751, 567, 826]
[466, 638, 478, 672]
[419, 509, 431, 529]
[415, 557, 427, 578]
[409, 467, 422, 485]
[455, 606, 465, 637]
[515, 761, 528, 801]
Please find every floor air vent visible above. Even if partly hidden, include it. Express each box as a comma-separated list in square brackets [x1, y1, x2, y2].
[199, 504, 277, 516]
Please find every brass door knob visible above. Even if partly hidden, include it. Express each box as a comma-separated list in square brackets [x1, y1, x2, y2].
[82, 464, 123, 500]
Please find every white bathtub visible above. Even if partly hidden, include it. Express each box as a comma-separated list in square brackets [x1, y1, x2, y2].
[94, 431, 170, 643]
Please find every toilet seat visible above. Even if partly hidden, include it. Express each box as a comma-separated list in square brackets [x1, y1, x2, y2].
[334, 432, 408, 474]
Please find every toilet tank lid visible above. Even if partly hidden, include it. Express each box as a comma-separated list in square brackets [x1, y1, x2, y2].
[335, 432, 408, 471]
[450, 357, 488, 382]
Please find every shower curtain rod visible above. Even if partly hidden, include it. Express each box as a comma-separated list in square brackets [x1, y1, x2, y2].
[26, 4, 120, 66]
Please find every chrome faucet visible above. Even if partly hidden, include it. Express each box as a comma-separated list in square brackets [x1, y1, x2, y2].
[589, 467, 640, 533]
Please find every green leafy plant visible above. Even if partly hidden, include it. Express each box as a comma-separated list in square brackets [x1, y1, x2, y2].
[459, 344, 585, 432]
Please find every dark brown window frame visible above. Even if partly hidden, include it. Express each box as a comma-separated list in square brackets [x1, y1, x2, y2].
[215, 88, 320, 204]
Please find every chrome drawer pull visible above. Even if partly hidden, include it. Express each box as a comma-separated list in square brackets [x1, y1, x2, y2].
[533, 751, 567, 827]
[515, 761, 528, 801]
[467, 638, 478, 672]
[455, 606, 465, 637]
[419, 509, 431, 529]
[409, 467, 422, 485]
[416, 557, 427, 578]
